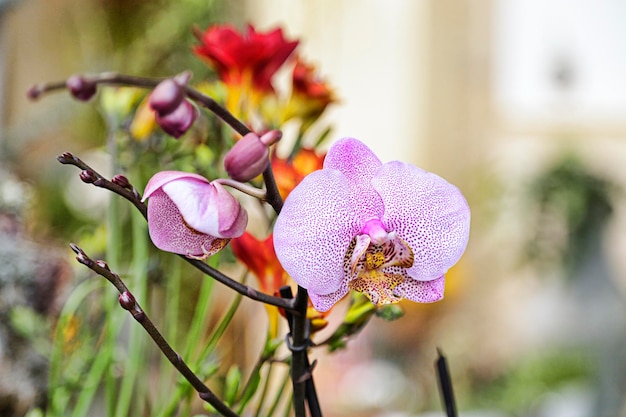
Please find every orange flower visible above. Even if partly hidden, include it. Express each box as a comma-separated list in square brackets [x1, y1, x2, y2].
[277, 56, 337, 130]
[271, 148, 325, 199]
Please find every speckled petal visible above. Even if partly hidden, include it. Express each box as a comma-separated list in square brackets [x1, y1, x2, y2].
[273, 169, 359, 295]
[308, 281, 350, 312]
[372, 161, 470, 281]
[324, 138, 384, 222]
[394, 275, 445, 303]
[147, 189, 227, 258]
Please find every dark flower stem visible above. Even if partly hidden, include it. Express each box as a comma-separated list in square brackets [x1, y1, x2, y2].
[435, 348, 458, 417]
[280, 287, 322, 417]
[69, 243, 239, 417]
[57, 151, 295, 312]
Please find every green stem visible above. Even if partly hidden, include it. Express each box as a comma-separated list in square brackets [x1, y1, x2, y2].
[253, 362, 274, 417]
[265, 368, 291, 417]
[70, 333, 114, 417]
[48, 279, 106, 417]
[182, 255, 218, 359]
[202, 273, 245, 355]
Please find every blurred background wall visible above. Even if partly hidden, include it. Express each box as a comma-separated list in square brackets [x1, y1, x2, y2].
[1, 0, 625, 416]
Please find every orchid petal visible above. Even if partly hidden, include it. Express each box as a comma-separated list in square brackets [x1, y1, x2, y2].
[273, 169, 359, 295]
[372, 161, 470, 281]
[143, 171, 209, 201]
[308, 281, 350, 312]
[146, 189, 227, 258]
[395, 275, 446, 303]
[323, 137, 384, 222]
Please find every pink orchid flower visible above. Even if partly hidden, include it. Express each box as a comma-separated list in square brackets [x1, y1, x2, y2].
[273, 138, 470, 312]
[142, 171, 248, 259]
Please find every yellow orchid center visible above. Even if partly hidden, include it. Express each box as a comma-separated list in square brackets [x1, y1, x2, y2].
[345, 220, 414, 305]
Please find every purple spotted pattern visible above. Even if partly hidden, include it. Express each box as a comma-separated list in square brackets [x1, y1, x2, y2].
[143, 171, 247, 259]
[273, 138, 470, 312]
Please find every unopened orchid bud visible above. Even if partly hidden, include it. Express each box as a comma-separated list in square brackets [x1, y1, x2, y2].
[149, 79, 184, 115]
[154, 99, 198, 138]
[112, 174, 130, 189]
[80, 169, 98, 183]
[119, 291, 136, 311]
[66, 75, 97, 101]
[224, 131, 281, 182]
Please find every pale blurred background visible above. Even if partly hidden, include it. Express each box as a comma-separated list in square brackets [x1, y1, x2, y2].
[1, 0, 626, 416]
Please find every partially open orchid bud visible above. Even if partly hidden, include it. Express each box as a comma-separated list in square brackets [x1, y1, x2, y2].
[154, 99, 198, 138]
[142, 171, 248, 259]
[149, 79, 185, 115]
[224, 131, 282, 182]
[66, 75, 97, 101]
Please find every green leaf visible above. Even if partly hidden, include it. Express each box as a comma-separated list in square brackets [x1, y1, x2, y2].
[224, 365, 242, 405]
[375, 304, 405, 321]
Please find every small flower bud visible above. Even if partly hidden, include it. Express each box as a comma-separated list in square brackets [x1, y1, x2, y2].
[80, 170, 98, 183]
[149, 79, 184, 115]
[112, 174, 130, 189]
[66, 75, 97, 101]
[95, 260, 110, 271]
[119, 291, 136, 311]
[224, 132, 274, 182]
[154, 99, 198, 138]
[27, 84, 43, 100]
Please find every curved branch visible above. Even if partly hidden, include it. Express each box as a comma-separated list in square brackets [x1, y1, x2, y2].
[28, 72, 251, 137]
[69, 243, 239, 417]
[58, 152, 295, 312]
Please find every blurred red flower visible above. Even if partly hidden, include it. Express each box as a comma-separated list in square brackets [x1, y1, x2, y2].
[194, 24, 298, 94]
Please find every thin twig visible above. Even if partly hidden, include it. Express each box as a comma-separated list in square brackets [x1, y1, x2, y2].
[69, 243, 239, 417]
[28, 72, 251, 137]
[58, 151, 295, 312]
